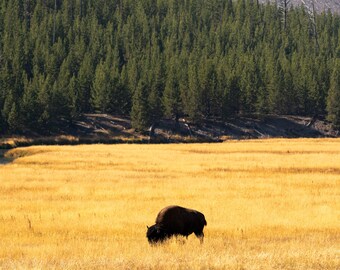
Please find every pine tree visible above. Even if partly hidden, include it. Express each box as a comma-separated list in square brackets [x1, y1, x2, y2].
[78, 52, 94, 112]
[91, 61, 111, 113]
[197, 57, 211, 117]
[37, 75, 52, 126]
[148, 60, 164, 124]
[131, 80, 150, 131]
[68, 75, 79, 118]
[7, 102, 21, 131]
[267, 58, 285, 114]
[119, 65, 132, 114]
[187, 62, 201, 122]
[327, 59, 340, 129]
[107, 46, 130, 114]
[21, 75, 40, 127]
[239, 55, 258, 113]
[47, 81, 72, 125]
[163, 61, 181, 121]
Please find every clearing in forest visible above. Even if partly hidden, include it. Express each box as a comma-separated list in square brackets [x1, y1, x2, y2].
[0, 139, 339, 269]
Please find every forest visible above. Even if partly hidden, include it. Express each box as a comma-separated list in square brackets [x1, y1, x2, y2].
[0, 0, 340, 134]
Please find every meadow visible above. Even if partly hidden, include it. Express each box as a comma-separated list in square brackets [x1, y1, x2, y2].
[0, 139, 339, 269]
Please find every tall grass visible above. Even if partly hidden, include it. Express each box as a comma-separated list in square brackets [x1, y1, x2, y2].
[0, 139, 339, 269]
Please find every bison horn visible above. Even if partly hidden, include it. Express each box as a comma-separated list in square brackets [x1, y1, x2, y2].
[147, 226, 149, 229]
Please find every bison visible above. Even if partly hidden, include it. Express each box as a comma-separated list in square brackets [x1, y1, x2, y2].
[146, 205, 207, 244]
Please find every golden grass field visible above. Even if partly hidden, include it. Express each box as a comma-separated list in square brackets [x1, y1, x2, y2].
[0, 139, 339, 269]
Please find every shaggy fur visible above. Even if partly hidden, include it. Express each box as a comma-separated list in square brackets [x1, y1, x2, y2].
[146, 205, 207, 244]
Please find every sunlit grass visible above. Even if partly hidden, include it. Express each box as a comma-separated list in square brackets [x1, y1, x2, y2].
[0, 139, 339, 269]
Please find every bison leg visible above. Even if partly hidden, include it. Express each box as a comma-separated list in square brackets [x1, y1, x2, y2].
[194, 231, 204, 244]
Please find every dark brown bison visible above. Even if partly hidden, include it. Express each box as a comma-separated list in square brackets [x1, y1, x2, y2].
[146, 205, 207, 244]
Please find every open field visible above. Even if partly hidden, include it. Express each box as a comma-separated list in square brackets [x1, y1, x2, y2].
[0, 139, 339, 269]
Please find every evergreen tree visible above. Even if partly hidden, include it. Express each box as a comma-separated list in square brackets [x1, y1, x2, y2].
[163, 60, 181, 121]
[148, 60, 164, 123]
[186, 62, 201, 122]
[78, 52, 94, 112]
[68, 75, 79, 118]
[21, 74, 41, 127]
[239, 55, 258, 113]
[7, 102, 21, 131]
[48, 80, 72, 125]
[131, 80, 150, 131]
[267, 58, 285, 114]
[327, 59, 340, 129]
[119, 65, 132, 114]
[37, 75, 53, 126]
[91, 61, 111, 113]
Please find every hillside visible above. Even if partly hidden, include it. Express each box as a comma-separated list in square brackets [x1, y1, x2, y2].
[1, 0, 340, 135]
[69, 114, 338, 140]
[308, 0, 340, 13]
[1, 114, 338, 149]
[261, 0, 340, 14]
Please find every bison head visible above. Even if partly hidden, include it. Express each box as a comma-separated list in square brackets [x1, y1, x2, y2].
[146, 225, 167, 244]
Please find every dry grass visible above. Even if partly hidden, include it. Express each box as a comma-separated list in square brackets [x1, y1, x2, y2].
[0, 139, 339, 269]
[0, 135, 152, 149]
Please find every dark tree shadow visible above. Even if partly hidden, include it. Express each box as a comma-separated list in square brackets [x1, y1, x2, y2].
[0, 150, 13, 165]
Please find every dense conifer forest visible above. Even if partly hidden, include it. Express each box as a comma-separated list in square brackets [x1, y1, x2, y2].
[0, 0, 340, 134]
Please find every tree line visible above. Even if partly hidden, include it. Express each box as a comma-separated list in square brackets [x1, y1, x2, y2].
[0, 0, 340, 133]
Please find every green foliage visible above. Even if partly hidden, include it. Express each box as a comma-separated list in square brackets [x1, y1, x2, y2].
[327, 59, 340, 129]
[78, 52, 94, 112]
[148, 68, 164, 123]
[131, 80, 150, 131]
[0, 0, 340, 134]
[163, 60, 181, 120]
[7, 102, 21, 131]
[91, 61, 112, 113]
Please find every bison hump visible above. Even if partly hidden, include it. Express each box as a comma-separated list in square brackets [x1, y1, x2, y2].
[155, 205, 206, 227]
